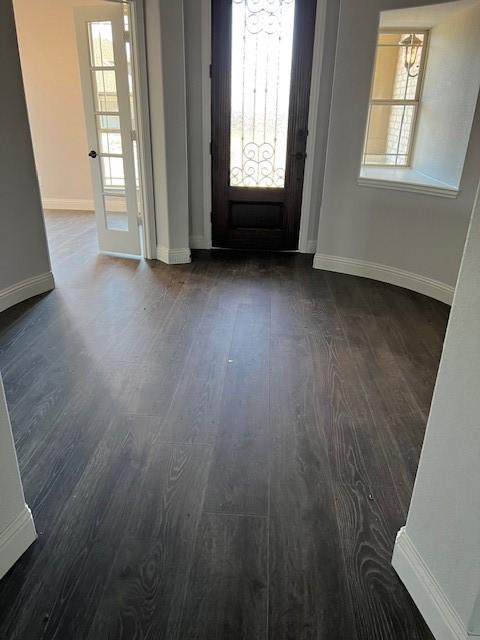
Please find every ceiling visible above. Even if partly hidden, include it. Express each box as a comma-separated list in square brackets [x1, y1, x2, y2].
[380, 0, 480, 28]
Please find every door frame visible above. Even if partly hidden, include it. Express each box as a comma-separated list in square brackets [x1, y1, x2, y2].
[199, 0, 327, 253]
[127, 0, 157, 260]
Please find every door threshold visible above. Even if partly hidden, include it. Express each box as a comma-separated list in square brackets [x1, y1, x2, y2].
[208, 246, 301, 254]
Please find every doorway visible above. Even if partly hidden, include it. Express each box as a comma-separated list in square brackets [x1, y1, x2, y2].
[211, 0, 317, 250]
[12, 0, 155, 262]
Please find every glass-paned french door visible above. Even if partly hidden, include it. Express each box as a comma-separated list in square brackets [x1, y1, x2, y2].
[212, 0, 317, 250]
[75, 4, 141, 256]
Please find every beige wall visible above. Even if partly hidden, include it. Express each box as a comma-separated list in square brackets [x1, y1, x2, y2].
[12, 0, 110, 208]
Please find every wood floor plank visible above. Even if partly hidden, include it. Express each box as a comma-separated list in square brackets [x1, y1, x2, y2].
[12, 357, 128, 473]
[125, 441, 213, 541]
[298, 266, 343, 338]
[324, 273, 433, 511]
[369, 413, 428, 513]
[268, 479, 354, 640]
[86, 443, 213, 639]
[362, 283, 445, 415]
[270, 333, 331, 484]
[152, 296, 238, 445]
[177, 513, 268, 640]
[269, 333, 354, 640]
[334, 481, 433, 640]
[308, 331, 406, 490]
[328, 273, 440, 419]
[0, 294, 60, 372]
[0, 414, 157, 639]
[203, 431, 270, 517]
[86, 536, 185, 640]
[204, 303, 270, 516]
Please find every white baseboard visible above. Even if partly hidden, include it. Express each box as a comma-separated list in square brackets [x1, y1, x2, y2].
[300, 239, 317, 255]
[42, 198, 94, 211]
[190, 235, 211, 250]
[156, 246, 191, 265]
[0, 272, 55, 313]
[392, 528, 469, 640]
[313, 253, 454, 305]
[0, 506, 37, 580]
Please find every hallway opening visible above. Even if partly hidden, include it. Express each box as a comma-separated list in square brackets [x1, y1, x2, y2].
[13, 0, 155, 264]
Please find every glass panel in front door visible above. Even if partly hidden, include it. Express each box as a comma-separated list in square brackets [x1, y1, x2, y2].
[88, 21, 128, 231]
[230, 0, 295, 188]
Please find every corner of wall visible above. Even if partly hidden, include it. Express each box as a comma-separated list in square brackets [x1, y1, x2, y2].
[156, 246, 191, 265]
[0, 272, 55, 314]
[0, 506, 37, 580]
[392, 528, 469, 640]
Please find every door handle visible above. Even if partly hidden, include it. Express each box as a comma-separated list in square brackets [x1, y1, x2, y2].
[88, 150, 97, 159]
[290, 151, 307, 161]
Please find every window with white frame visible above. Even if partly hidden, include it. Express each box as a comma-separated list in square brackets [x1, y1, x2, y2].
[362, 30, 428, 167]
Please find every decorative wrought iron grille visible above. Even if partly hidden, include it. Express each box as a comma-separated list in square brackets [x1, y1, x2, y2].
[229, 0, 295, 188]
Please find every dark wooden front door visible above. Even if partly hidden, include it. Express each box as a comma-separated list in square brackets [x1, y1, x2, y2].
[211, 0, 317, 250]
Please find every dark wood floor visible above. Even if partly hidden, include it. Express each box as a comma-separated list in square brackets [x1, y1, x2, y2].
[0, 210, 449, 639]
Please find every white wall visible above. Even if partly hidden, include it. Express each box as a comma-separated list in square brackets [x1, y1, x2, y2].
[13, 0, 103, 209]
[184, 0, 205, 242]
[0, 381, 27, 556]
[0, 373, 36, 579]
[414, 3, 480, 187]
[145, 0, 190, 261]
[314, 0, 480, 301]
[157, 0, 190, 257]
[302, 0, 340, 249]
[0, 0, 53, 310]
[392, 180, 480, 639]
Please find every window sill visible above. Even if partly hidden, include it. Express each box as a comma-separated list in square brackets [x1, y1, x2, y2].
[358, 167, 459, 198]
